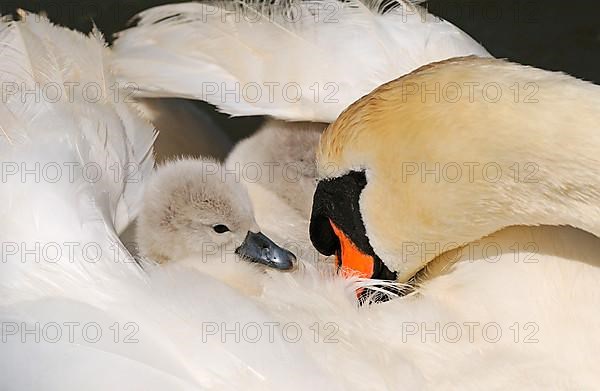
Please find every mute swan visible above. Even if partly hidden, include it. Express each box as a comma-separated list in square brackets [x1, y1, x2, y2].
[111, 0, 490, 260]
[136, 157, 296, 293]
[311, 56, 600, 283]
[3, 9, 600, 391]
[134, 132, 325, 275]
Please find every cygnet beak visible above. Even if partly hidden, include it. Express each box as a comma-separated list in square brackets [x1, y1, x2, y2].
[235, 231, 296, 270]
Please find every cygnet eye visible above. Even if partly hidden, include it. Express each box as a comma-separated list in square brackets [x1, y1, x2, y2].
[212, 224, 230, 234]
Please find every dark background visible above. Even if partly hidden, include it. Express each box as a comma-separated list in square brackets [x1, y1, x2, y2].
[4, 0, 599, 158]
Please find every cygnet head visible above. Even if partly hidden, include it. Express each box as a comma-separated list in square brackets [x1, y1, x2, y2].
[136, 158, 296, 270]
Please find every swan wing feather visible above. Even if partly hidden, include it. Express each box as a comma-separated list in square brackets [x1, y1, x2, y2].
[111, 0, 490, 122]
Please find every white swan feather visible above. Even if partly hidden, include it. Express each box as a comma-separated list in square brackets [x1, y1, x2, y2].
[111, 0, 490, 122]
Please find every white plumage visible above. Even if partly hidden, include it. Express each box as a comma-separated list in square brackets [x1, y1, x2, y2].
[0, 13, 340, 390]
[0, 12, 154, 298]
[2, 5, 600, 391]
[111, 0, 490, 122]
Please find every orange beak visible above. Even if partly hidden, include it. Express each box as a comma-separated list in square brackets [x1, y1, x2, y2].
[329, 219, 374, 279]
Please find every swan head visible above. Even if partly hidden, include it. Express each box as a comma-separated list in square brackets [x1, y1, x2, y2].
[310, 56, 600, 283]
[137, 158, 296, 270]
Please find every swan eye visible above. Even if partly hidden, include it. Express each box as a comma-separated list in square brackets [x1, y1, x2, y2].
[213, 224, 230, 234]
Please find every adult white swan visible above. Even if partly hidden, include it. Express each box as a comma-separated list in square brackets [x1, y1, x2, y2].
[111, 1, 600, 387]
[1, 6, 599, 391]
[111, 0, 491, 265]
